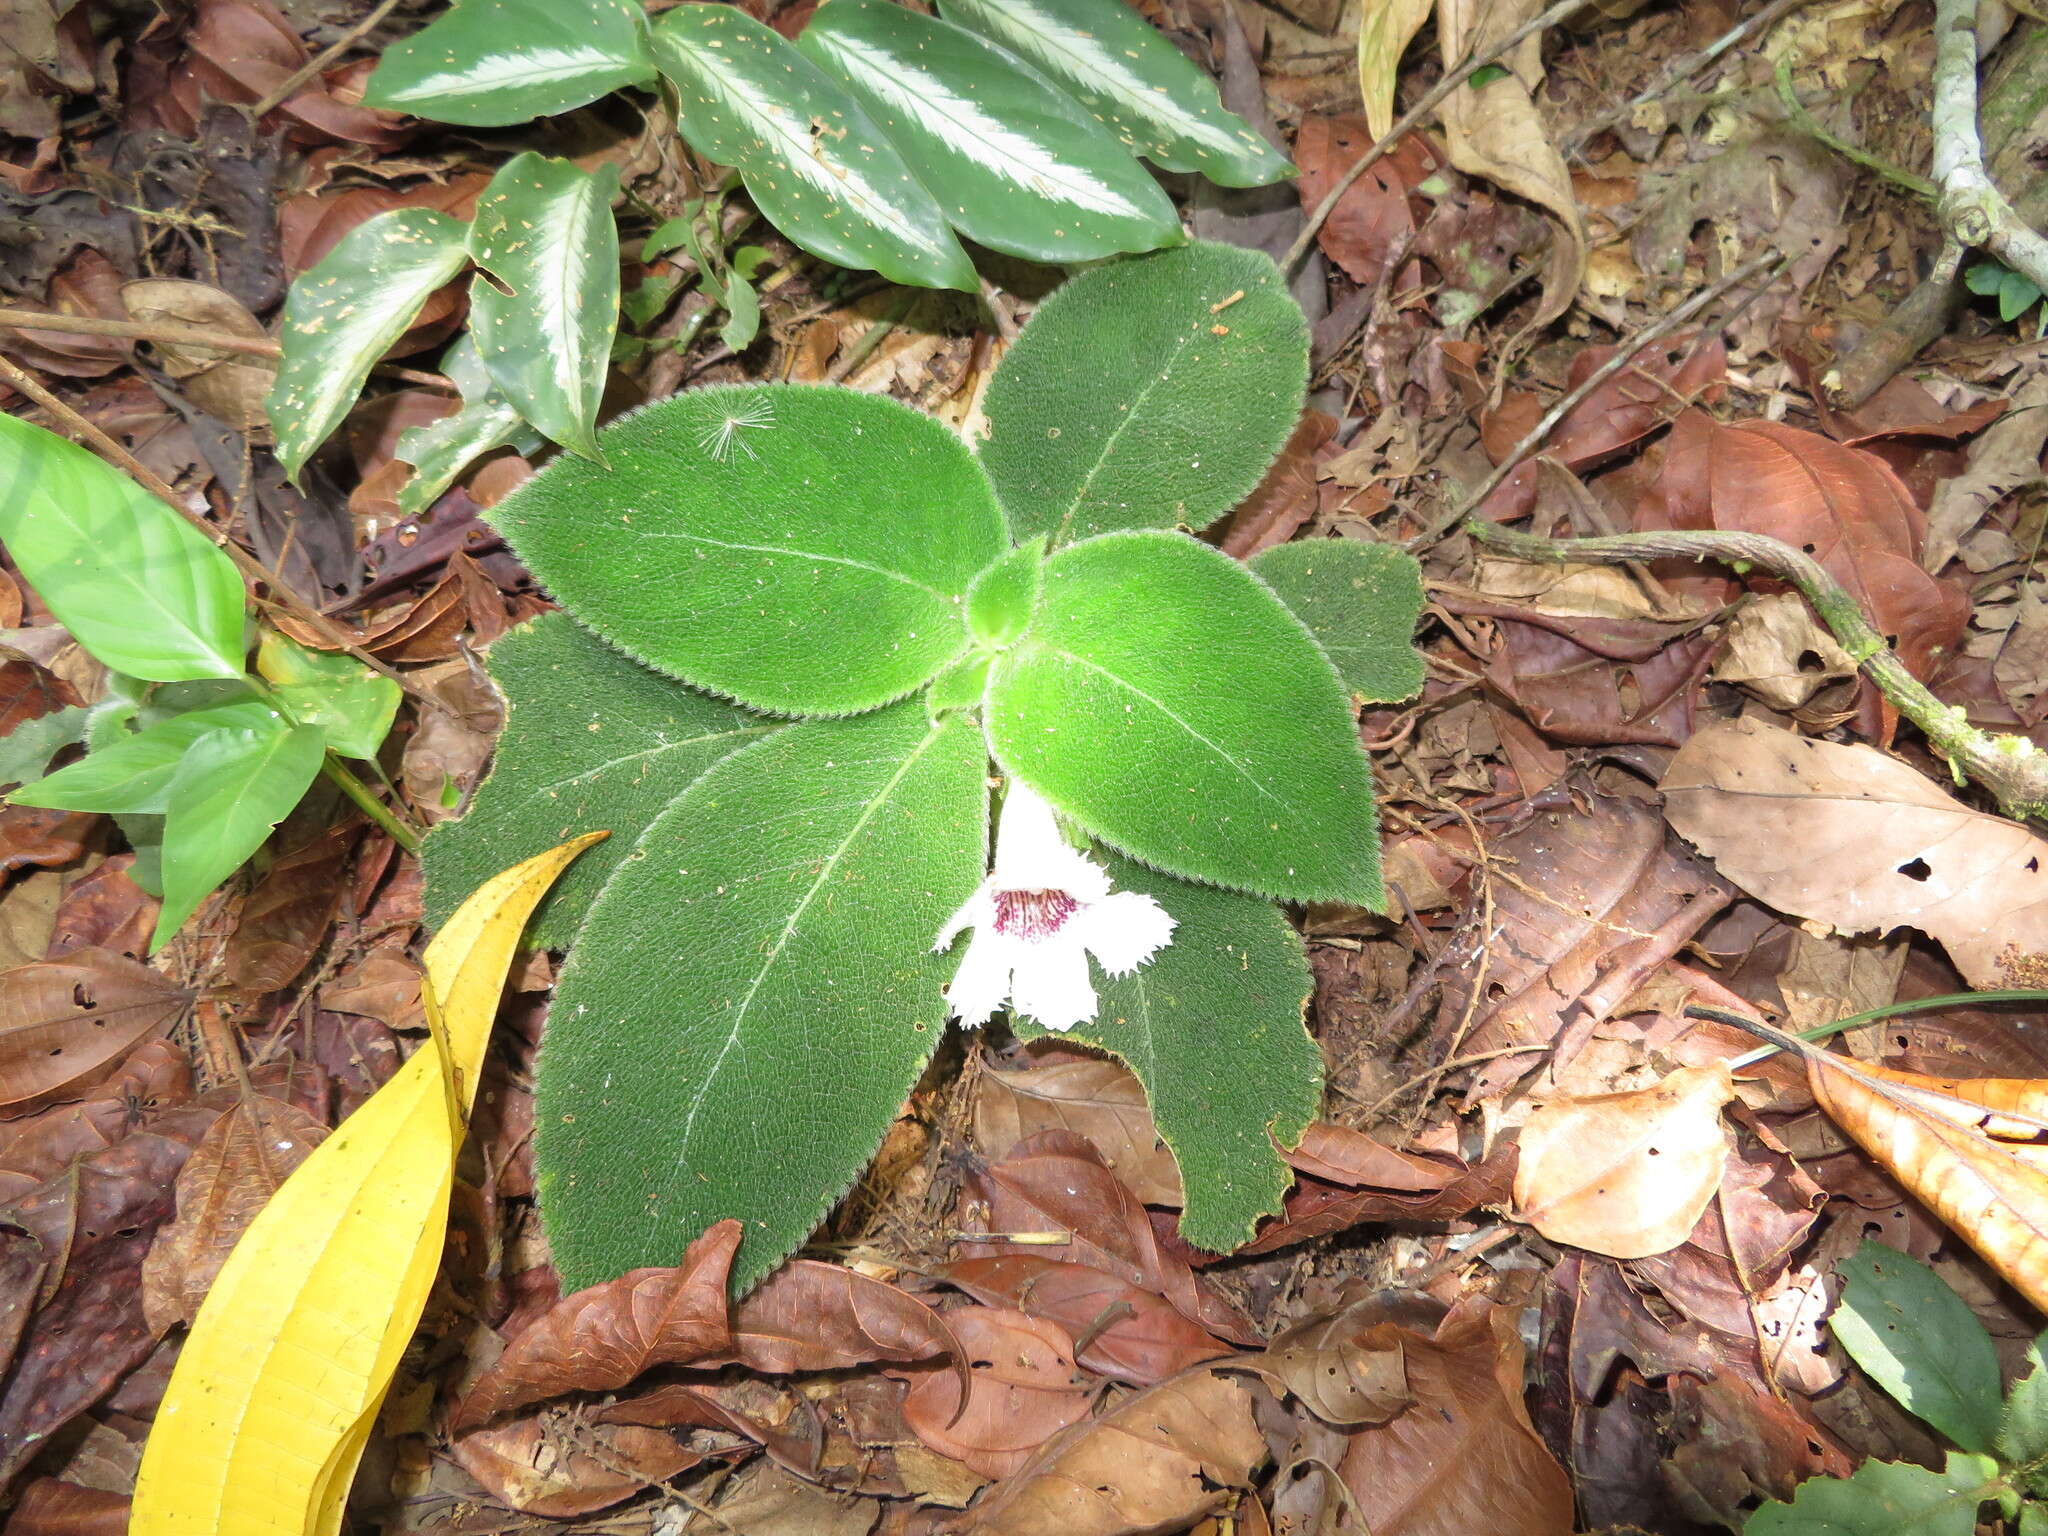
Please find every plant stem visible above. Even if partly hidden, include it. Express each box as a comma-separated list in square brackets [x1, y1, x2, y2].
[0, 306, 281, 357]
[1773, 57, 1938, 199]
[1690, 992, 2048, 1069]
[1933, 0, 2048, 291]
[1466, 520, 2048, 821]
[320, 753, 422, 853]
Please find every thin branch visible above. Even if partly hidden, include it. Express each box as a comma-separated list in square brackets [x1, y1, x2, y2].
[1408, 249, 1785, 551]
[0, 306, 281, 358]
[247, 0, 407, 120]
[1933, 0, 2048, 291]
[1280, 0, 1585, 277]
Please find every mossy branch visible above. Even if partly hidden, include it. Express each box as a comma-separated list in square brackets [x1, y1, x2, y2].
[1467, 520, 2048, 822]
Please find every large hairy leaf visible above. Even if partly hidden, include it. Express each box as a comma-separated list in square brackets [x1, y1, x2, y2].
[489, 385, 1007, 717]
[1250, 539, 1426, 704]
[536, 704, 987, 1293]
[1014, 855, 1320, 1252]
[363, 0, 655, 125]
[987, 531, 1381, 905]
[650, 5, 977, 292]
[421, 614, 778, 949]
[798, 0, 1180, 264]
[0, 416, 245, 681]
[980, 242, 1308, 543]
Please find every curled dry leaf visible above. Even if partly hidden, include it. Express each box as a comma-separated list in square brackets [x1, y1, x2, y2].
[1514, 1062, 1735, 1259]
[451, 1415, 696, 1519]
[1245, 1295, 1413, 1426]
[1238, 1146, 1512, 1257]
[453, 1219, 739, 1428]
[119, 279, 271, 432]
[955, 1367, 1264, 1536]
[896, 1307, 1092, 1480]
[0, 948, 191, 1108]
[941, 1255, 1234, 1384]
[1661, 716, 2048, 989]
[974, 1050, 1182, 1206]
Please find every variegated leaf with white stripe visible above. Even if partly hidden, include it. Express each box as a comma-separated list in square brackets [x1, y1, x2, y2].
[363, 0, 655, 126]
[467, 154, 621, 462]
[939, 0, 1290, 186]
[799, 0, 1181, 264]
[651, 5, 977, 292]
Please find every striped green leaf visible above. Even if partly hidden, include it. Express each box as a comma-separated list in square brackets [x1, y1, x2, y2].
[363, 0, 655, 127]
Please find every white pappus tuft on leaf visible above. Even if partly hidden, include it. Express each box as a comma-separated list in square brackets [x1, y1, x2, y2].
[695, 394, 777, 462]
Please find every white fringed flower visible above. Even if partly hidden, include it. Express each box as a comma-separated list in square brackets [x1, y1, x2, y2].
[935, 781, 1175, 1031]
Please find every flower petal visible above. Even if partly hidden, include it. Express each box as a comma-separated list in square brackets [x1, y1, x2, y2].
[1079, 891, 1177, 977]
[1009, 928, 1098, 1032]
[993, 780, 1110, 902]
[946, 930, 1019, 1026]
[934, 884, 996, 952]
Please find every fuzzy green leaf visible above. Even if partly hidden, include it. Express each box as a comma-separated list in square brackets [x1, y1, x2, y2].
[536, 702, 987, 1293]
[256, 633, 401, 761]
[1249, 539, 1425, 704]
[2001, 1332, 2048, 1492]
[1745, 1453, 1999, 1536]
[966, 537, 1045, 648]
[154, 719, 326, 952]
[489, 385, 1008, 717]
[987, 531, 1380, 905]
[927, 651, 992, 717]
[467, 154, 622, 460]
[1831, 1242, 2003, 1455]
[1012, 853, 1318, 1251]
[362, 0, 655, 126]
[420, 613, 779, 950]
[650, 5, 978, 292]
[979, 242, 1309, 543]
[0, 416, 246, 681]
[10, 698, 278, 814]
[268, 210, 473, 484]
[798, 0, 1181, 264]
[937, 0, 1289, 185]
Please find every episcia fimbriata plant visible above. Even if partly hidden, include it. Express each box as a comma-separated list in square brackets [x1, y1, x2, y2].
[422, 240, 1429, 1294]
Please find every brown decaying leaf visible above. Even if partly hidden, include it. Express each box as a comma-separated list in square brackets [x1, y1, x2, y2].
[1514, 1062, 1735, 1259]
[897, 1307, 1092, 1480]
[1337, 1295, 1575, 1536]
[4, 1476, 130, 1535]
[46, 857, 156, 960]
[119, 278, 271, 431]
[0, 807, 96, 876]
[1802, 1052, 2048, 1314]
[0, 655, 82, 743]
[139, 1093, 327, 1332]
[1285, 1120, 1460, 1191]
[940, 1255, 1233, 1384]
[954, 1367, 1264, 1536]
[450, 1416, 697, 1519]
[1216, 408, 1339, 560]
[1244, 1295, 1413, 1426]
[0, 949, 190, 1108]
[702, 1257, 968, 1386]
[453, 1219, 740, 1428]
[1235, 1147, 1512, 1258]
[1291, 118, 1439, 286]
[973, 1049, 1182, 1206]
[224, 822, 359, 993]
[1661, 716, 2048, 989]
[958, 1131, 1256, 1343]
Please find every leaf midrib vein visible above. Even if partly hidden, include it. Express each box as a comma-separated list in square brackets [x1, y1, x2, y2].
[643, 528, 954, 602]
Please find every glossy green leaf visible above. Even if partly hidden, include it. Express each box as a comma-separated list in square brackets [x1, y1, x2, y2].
[394, 335, 540, 518]
[0, 706, 87, 789]
[467, 154, 621, 461]
[362, 0, 655, 126]
[1831, 1241, 2003, 1455]
[1746, 1453, 1999, 1536]
[1249, 539, 1425, 704]
[421, 613, 780, 950]
[986, 531, 1380, 905]
[154, 720, 327, 952]
[256, 632, 401, 761]
[798, 0, 1181, 263]
[536, 703, 987, 1292]
[1013, 854, 1318, 1251]
[2000, 267, 2045, 323]
[937, 0, 1288, 185]
[0, 416, 246, 681]
[649, 5, 977, 292]
[489, 384, 1007, 717]
[966, 537, 1044, 648]
[979, 242, 1309, 543]
[10, 698, 278, 814]
[268, 210, 473, 484]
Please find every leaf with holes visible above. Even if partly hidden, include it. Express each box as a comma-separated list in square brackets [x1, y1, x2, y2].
[939, 0, 1288, 184]
[0, 948, 189, 1107]
[363, 0, 655, 125]
[536, 703, 987, 1293]
[980, 242, 1308, 543]
[798, 0, 1181, 264]
[649, 5, 977, 291]
[467, 154, 621, 461]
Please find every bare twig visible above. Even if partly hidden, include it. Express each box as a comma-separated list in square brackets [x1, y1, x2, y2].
[247, 0, 407, 120]
[1822, 240, 1969, 408]
[1407, 249, 1785, 551]
[0, 306, 281, 358]
[1933, 0, 2048, 291]
[1280, 0, 1584, 277]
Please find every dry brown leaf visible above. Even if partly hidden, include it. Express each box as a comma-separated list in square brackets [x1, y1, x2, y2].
[454, 1219, 739, 1427]
[940, 1255, 1234, 1384]
[1711, 592, 1858, 721]
[119, 278, 271, 431]
[897, 1307, 1091, 1480]
[954, 1367, 1264, 1536]
[1248, 1296, 1412, 1426]
[1514, 1062, 1735, 1259]
[1661, 716, 2048, 988]
[450, 1416, 696, 1518]
[0, 949, 190, 1108]
[974, 1051, 1181, 1206]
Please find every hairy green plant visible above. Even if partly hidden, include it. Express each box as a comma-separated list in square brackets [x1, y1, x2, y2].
[422, 241, 1427, 1292]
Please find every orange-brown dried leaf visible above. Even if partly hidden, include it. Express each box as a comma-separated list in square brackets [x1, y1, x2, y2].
[0, 949, 189, 1108]
[1293, 116, 1439, 285]
[272, 568, 467, 662]
[224, 822, 359, 993]
[450, 1417, 696, 1518]
[955, 1367, 1264, 1536]
[454, 1219, 740, 1428]
[704, 1257, 966, 1376]
[1250, 1299, 1412, 1426]
[973, 1051, 1181, 1206]
[940, 1255, 1234, 1385]
[897, 1307, 1091, 1480]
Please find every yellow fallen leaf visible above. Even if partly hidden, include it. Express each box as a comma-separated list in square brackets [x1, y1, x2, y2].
[1513, 1062, 1735, 1259]
[129, 833, 605, 1536]
[1358, 0, 1435, 140]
